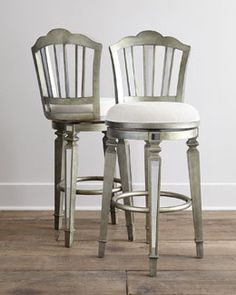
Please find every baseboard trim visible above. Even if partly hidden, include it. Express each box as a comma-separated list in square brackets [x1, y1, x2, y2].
[0, 182, 235, 210]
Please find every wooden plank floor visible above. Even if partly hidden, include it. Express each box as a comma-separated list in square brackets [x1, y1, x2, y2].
[0, 211, 236, 294]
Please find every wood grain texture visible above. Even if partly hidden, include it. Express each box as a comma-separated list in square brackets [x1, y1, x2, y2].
[127, 271, 236, 295]
[0, 271, 126, 295]
[0, 211, 236, 294]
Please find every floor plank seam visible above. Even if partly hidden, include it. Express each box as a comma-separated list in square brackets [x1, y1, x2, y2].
[0, 269, 130, 273]
[125, 270, 129, 295]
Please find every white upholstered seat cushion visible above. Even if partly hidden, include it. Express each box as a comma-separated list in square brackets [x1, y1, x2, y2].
[106, 102, 200, 128]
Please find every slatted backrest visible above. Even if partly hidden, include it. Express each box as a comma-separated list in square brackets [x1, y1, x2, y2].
[110, 31, 190, 103]
[32, 28, 102, 119]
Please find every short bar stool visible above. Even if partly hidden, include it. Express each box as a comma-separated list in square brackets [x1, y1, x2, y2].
[98, 31, 203, 277]
[32, 28, 131, 247]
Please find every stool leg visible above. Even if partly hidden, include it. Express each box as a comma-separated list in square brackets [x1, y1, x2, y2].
[117, 139, 135, 241]
[64, 126, 79, 248]
[187, 138, 204, 258]
[98, 138, 117, 258]
[102, 131, 117, 225]
[144, 141, 150, 244]
[54, 129, 65, 230]
[146, 141, 162, 277]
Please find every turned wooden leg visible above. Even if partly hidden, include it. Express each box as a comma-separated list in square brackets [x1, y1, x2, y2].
[117, 139, 135, 241]
[54, 129, 65, 230]
[98, 138, 117, 258]
[64, 125, 79, 248]
[187, 137, 204, 258]
[102, 131, 117, 225]
[146, 141, 162, 277]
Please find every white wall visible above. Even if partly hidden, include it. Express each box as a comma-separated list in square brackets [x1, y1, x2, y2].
[0, 0, 235, 210]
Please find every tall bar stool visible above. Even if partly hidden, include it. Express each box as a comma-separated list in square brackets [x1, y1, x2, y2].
[32, 28, 131, 247]
[98, 31, 203, 277]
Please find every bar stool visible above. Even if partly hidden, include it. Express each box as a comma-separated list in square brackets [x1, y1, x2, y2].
[31, 28, 132, 247]
[98, 31, 203, 277]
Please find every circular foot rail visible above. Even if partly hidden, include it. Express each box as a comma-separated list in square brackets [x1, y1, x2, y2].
[58, 176, 122, 195]
[112, 191, 192, 213]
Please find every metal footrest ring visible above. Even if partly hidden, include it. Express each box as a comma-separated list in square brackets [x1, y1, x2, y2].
[112, 190, 192, 213]
[58, 176, 122, 195]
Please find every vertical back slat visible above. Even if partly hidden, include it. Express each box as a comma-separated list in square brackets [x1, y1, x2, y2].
[167, 48, 175, 95]
[123, 48, 131, 96]
[143, 45, 147, 96]
[143, 45, 155, 96]
[110, 46, 124, 103]
[34, 51, 47, 97]
[53, 45, 61, 98]
[176, 50, 189, 102]
[161, 47, 168, 96]
[92, 46, 102, 116]
[161, 47, 174, 96]
[63, 44, 69, 98]
[33, 51, 50, 114]
[75, 45, 78, 98]
[40, 47, 53, 97]
[152, 45, 156, 96]
[81, 46, 86, 97]
[131, 46, 137, 96]
[45, 46, 57, 97]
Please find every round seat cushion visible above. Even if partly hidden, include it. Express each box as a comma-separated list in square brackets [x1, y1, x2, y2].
[106, 101, 200, 129]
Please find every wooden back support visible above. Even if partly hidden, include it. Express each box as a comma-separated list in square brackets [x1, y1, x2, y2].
[110, 31, 190, 103]
[32, 28, 102, 120]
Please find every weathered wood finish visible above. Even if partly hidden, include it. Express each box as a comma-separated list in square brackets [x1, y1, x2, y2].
[102, 131, 118, 225]
[117, 139, 135, 241]
[64, 126, 79, 247]
[54, 129, 65, 230]
[187, 138, 204, 257]
[146, 141, 162, 277]
[0, 211, 236, 294]
[98, 139, 117, 258]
